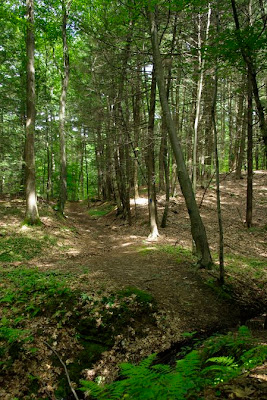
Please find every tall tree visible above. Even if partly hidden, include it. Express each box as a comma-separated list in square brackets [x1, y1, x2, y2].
[147, 68, 159, 240]
[211, 6, 224, 285]
[24, 0, 39, 224]
[147, 6, 212, 268]
[192, 4, 211, 194]
[231, 0, 267, 156]
[246, 70, 253, 227]
[58, 0, 70, 214]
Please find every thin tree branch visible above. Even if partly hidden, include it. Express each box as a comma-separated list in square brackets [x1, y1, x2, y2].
[44, 341, 80, 400]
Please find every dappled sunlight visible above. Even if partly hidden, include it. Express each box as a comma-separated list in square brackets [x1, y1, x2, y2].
[130, 197, 148, 206]
[20, 224, 30, 231]
[120, 242, 135, 247]
[65, 248, 81, 256]
[137, 246, 157, 252]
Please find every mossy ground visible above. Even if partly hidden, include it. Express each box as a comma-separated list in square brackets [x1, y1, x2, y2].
[88, 202, 116, 217]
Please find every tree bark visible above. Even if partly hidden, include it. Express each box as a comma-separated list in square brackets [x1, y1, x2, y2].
[58, 0, 70, 214]
[212, 8, 224, 285]
[231, 0, 267, 156]
[132, 67, 141, 200]
[147, 69, 159, 240]
[192, 6, 211, 194]
[246, 69, 253, 228]
[147, 7, 212, 268]
[161, 13, 177, 228]
[235, 79, 246, 178]
[25, 0, 39, 224]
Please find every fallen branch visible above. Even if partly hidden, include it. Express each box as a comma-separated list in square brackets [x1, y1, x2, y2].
[44, 341, 80, 400]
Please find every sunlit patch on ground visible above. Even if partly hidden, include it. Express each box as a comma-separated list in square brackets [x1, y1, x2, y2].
[130, 197, 148, 206]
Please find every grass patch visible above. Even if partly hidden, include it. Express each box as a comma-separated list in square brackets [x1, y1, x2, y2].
[0, 205, 23, 217]
[224, 253, 267, 282]
[88, 202, 116, 218]
[0, 267, 73, 315]
[0, 234, 56, 262]
[139, 244, 195, 263]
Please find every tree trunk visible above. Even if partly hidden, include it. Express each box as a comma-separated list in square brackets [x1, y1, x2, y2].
[161, 13, 177, 228]
[231, 0, 267, 156]
[24, 0, 39, 224]
[212, 9, 224, 285]
[235, 80, 246, 178]
[132, 68, 141, 200]
[147, 69, 159, 240]
[192, 6, 211, 194]
[58, 0, 70, 214]
[235, 115, 247, 180]
[246, 70, 253, 228]
[147, 7, 212, 268]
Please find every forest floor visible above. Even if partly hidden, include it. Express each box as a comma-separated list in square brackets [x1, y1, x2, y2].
[0, 171, 266, 399]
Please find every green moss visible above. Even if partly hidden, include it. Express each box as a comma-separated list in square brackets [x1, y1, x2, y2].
[0, 236, 43, 262]
[0, 269, 158, 397]
[22, 217, 42, 226]
[118, 287, 154, 306]
[205, 279, 234, 301]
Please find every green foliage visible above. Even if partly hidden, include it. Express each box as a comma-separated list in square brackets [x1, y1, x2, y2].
[0, 234, 56, 262]
[88, 202, 116, 217]
[0, 267, 75, 372]
[139, 244, 195, 263]
[118, 287, 154, 306]
[224, 253, 267, 283]
[0, 267, 72, 312]
[156, 244, 195, 264]
[80, 326, 267, 399]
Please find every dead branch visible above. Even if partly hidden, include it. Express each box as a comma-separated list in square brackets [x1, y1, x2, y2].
[44, 341, 80, 400]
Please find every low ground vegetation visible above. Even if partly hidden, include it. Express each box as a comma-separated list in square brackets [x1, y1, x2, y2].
[0, 175, 266, 399]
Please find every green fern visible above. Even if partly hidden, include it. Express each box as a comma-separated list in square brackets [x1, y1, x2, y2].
[206, 356, 238, 366]
[80, 326, 266, 400]
[202, 356, 240, 384]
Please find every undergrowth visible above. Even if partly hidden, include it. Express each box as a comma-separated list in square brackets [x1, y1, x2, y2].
[80, 326, 267, 399]
[139, 244, 195, 263]
[0, 266, 156, 397]
[0, 234, 56, 262]
[88, 202, 115, 217]
[224, 253, 267, 283]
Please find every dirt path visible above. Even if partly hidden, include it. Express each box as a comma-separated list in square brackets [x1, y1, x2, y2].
[0, 172, 266, 396]
[37, 172, 267, 337]
[39, 202, 240, 335]
[0, 172, 266, 398]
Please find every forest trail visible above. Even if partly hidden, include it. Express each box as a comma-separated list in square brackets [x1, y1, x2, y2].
[37, 171, 267, 335]
[1, 172, 266, 398]
[63, 202, 240, 331]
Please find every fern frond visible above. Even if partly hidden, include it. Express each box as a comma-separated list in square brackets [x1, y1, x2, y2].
[151, 363, 172, 374]
[206, 356, 237, 366]
[241, 345, 267, 369]
[79, 379, 106, 398]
